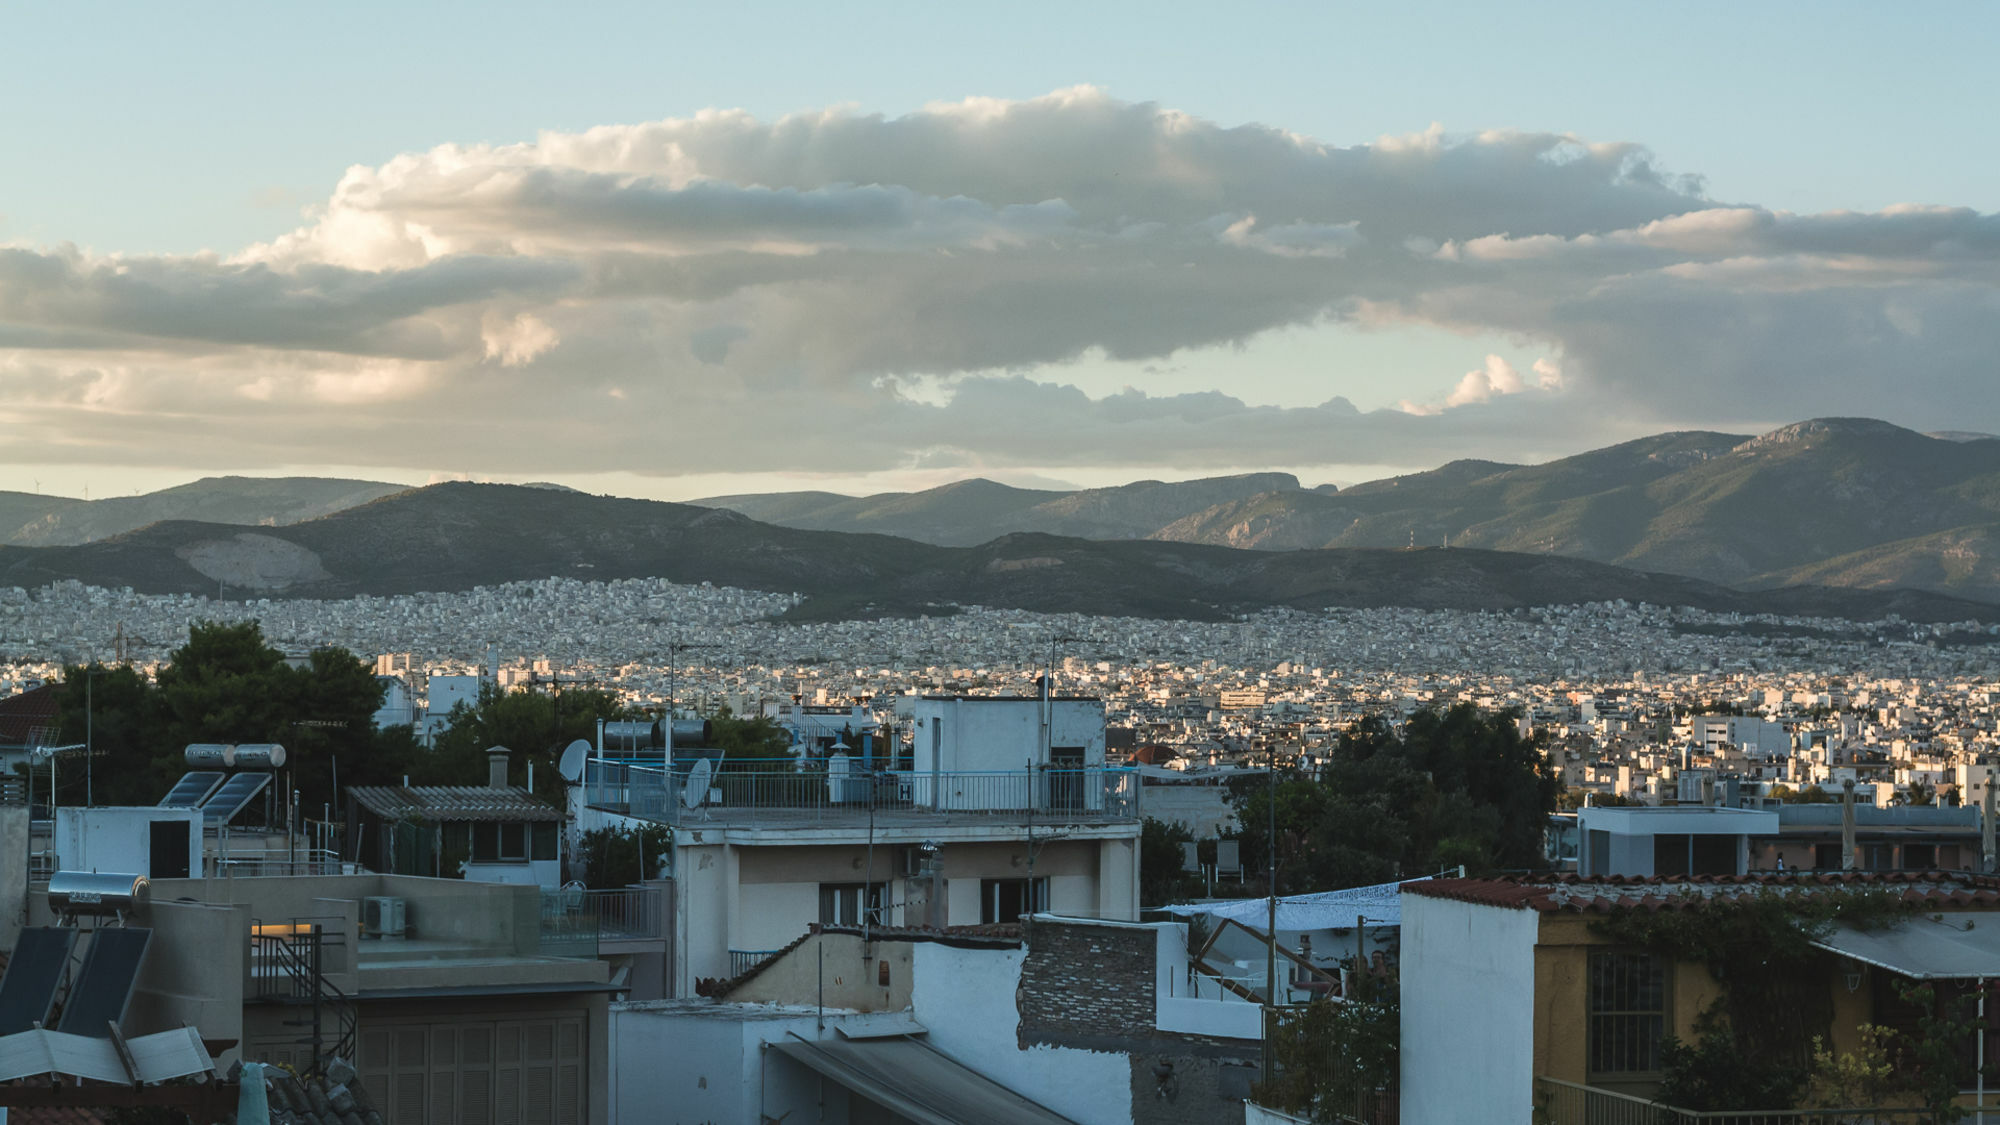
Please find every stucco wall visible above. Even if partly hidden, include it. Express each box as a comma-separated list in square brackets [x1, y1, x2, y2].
[608, 1007, 756, 1125]
[912, 942, 1133, 1125]
[727, 932, 915, 1012]
[1401, 893, 1540, 1125]
[0, 805, 25, 949]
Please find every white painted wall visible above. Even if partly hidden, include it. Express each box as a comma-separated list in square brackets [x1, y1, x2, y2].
[911, 942, 1132, 1125]
[1400, 893, 1540, 1125]
[911, 698, 1107, 773]
[463, 858, 561, 888]
[55, 806, 201, 877]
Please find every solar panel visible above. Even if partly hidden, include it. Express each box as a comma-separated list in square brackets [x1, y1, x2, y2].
[0, 927, 77, 1034]
[158, 771, 226, 809]
[56, 928, 150, 1038]
[198, 772, 271, 823]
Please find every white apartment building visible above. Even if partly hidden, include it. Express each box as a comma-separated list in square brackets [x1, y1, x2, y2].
[586, 695, 1141, 995]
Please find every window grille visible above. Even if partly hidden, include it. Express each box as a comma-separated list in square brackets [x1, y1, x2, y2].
[1588, 951, 1667, 1076]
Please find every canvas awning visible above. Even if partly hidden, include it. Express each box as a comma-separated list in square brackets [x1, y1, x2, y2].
[1811, 911, 2000, 980]
[1161, 876, 1429, 931]
[771, 1035, 1083, 1125]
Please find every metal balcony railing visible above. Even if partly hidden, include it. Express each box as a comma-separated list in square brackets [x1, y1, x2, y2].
[730, 949, 785, 977]
[1534, 1076, 1960, 1124]
[584, 758, 1141, 827]
[538, 885, 665, 943]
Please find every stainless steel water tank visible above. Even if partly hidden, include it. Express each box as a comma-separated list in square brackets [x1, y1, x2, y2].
[47, 871, 151, 917]
[224, 743, 287, 769]
[183, 743, 232, 768]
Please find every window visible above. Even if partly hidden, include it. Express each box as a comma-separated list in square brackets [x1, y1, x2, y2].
[1904, 844, 1937, 870]
[471, 822, 534, 863]
[1814, 843, 1843, 870]
[1589, 951, 1668, 1077]
[979, 878, 1049, 924]
[818, 882, 886, 926]
[1651, 834, 1690, 876]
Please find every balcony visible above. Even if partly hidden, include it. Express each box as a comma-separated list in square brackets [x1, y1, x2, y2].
[584, 758, 1140, 828]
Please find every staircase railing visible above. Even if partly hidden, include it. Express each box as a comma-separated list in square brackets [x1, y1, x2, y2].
[250, 919, 358, 1076]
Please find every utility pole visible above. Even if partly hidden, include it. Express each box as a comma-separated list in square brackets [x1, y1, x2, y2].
[1264, 741, 1278, 1084]
[85, 668, 97, 808]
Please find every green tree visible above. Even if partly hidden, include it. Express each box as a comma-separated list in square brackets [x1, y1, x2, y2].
[575, 824, 671, 888]
[51, 662, 154, 806]
[425, 684, 628, 800]
[1139, 817, 1196, 907]
[1255, 995, 1399, 1121]
[58, 621, 389, 815]
[1229, 705, 1560, 890]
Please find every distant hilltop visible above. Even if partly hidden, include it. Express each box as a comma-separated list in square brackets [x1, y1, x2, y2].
[5, 418, 2000, 614]
[0, 477, 1994, 625]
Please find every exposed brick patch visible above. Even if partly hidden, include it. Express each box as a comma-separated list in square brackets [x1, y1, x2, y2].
[1017, 920, 1157, 1047]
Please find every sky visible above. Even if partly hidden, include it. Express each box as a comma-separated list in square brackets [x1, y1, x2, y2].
[2, 1, 1996, 502]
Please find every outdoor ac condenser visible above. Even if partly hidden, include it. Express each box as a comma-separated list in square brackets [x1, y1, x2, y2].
[363, 895, 407, 939]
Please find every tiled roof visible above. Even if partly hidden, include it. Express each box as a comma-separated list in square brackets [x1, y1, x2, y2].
[0, 683, 60, 746]
[4, 1108, 111, 1124]
[346, 785, 564, 822]
[1402, 871, 2000, 914]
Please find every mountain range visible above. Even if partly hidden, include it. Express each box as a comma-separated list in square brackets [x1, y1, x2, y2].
[694, 418, 2000, 605]
[0, 481, 1992, 625]
[4, 417, 2000, 617]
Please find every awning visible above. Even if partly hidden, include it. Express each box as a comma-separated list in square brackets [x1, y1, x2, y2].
[1161, 876, 1428, 931]
[1812, 911, 2000, 980]
[771, 1035, 1083, 1125]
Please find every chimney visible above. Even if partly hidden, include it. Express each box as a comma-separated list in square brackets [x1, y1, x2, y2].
[1841, 778, 1858, 871]
[487, 747, 510, 790]
[1983, 769, 1996, 874]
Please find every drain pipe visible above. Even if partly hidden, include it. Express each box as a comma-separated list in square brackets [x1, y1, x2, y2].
[1984, 776, 1996, 875]
[1841, 779, 1858, 871]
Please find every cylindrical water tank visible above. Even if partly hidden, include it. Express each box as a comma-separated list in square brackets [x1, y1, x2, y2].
[600, 721, 660, 755]
[225, 743, 287, 770]
[47, 871, 151, 917]
[183, 743, 232, 769]
[669, 720, 713, 747]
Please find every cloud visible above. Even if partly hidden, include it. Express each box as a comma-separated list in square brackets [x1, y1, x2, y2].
[0, 86, 1996, 481]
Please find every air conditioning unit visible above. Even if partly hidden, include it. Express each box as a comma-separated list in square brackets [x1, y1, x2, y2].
[363, 896, 408, 940]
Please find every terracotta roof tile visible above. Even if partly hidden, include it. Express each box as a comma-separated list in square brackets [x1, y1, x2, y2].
[1402, 871, 2000, 914]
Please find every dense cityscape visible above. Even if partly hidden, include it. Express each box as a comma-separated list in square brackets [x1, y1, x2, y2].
[8, 576, 2000, 810]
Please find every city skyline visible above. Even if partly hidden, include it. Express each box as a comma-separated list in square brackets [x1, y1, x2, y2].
[4, 3, 1996, 503]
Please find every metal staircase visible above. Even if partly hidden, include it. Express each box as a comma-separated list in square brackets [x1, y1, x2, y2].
[250, 921, 357, 1075]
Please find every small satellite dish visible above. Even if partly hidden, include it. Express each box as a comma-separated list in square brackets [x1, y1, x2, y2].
[558, 740, 589, 783]
[682, 757, 715, 809]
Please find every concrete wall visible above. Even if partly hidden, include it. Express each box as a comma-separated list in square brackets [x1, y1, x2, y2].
[912, 941, 1132, 1125]
[676, 836, 1129, 991]
[912, 698, 1107, 773]
[1400, 893, 1540, 1125]
[148, 873, 544, 953]
[0, 805, 25, 949]
[1138, 785, 1237, 838]
[726, 931, 915, 1011]
[25, 895, 249, 1060]
[608, 1005, 825, 1125]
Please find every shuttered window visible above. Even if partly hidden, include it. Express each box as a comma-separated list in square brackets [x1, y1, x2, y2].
[357, 1014, 585, 1125]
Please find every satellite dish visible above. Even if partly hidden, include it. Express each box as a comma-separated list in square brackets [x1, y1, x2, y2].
[558, 740, 589, 783]
[682, 757, 715, 809]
